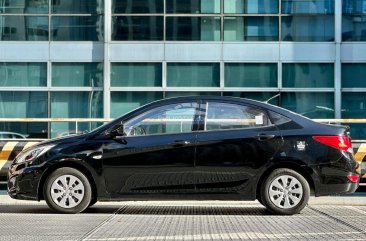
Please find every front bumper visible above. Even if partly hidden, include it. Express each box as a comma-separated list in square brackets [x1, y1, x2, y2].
[7, 163, 44, 201]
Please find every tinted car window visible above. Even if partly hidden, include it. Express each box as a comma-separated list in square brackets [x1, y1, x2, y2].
[124, 102, 198, 136]
[205, 102, 271, 131]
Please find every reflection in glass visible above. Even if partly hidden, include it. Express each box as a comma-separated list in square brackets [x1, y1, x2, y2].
[50, 122, 104, 138]
[281, 92, 334, 118]
[111, 92, 163, 117]
[224, 92, 279, 106]
[0, 91, 47, 118]
[0, 16, 48, 41]
[111, 63, 162, 87]
[225, 63, 277, 87]
[167, 63, 220, 87]
[342, 16, 366, 41]
[51, 91, 103, 118]
[165, 92, 220, 98]
[342, 63, 366, 87]
[112, 0, 163, 13]
[0, 122, 48, 139]
[282, 63, 334, 88]
[0, 63, 47, 86]
[166, 17, 220, 41]
[166, 0, 220, 13]
[224, 0, 278, 14]
[51, 16, 103, 41]
[112, 16, 163, 40]
[52, 0, 104, 14]
[282, 16, 334, 41]
[343, 0, 366, 14]
[0, 0, 48, 13]
[52, 63, 103, 87]
[342, 92, 366, 139]
[224, 17, 279, 41]
[282, 0, 334, 14]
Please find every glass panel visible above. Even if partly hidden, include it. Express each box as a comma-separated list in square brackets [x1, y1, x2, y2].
[165, 92, 220, 98]
[282, 0, 334, 14]
[342, 16, 366, 41]
[166, 0, 220, 13]
[0, 91, 47, 118]
[0, 16, 48, 41]
[225, 63, 277, 87]
[51, 16, 103, 41]
[51, 91, 103, 138]
[205, 102, 271, 131]
[342, 63, 366, 87]
[282, 63, 334, 88]
[342, 92, 366, 139]
[112, 16, 163, 41]
[125, 102, 198, 136]
[224, 0, 278, 14]
[167, 63, 220, 87]
[112, 0, 163, 13]
[0, 122, 48, 139]
[281, 92, 334, 118]
[51, 122, 104, 138]
[224, 92, 280, 105]
[343, 0, 366, 14]
[52, 63, 103, 87]
[0, 0, 48, 13]
[51, 91, 103, 118]
[0, 63, 47, 87]
[111, 63, 162, 87]
[111, 92, 163, 118]
[166, 17, 220, 41]
[282, 16, 334, 41]
[52, 0, 104, 14]
[224, 17, 279, 41]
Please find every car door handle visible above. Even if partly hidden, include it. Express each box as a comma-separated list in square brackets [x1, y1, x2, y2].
[255, 134, 276, 141]
[170, 140, 191, 147]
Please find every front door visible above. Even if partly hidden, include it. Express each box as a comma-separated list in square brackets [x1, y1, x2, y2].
[102, 102, 199, 196]
[195, 101, 283, 195]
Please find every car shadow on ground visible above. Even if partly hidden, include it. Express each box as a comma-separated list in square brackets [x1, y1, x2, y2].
[0, 203, 272, 215]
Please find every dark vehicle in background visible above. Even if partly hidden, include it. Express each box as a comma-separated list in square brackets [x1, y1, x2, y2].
[7, 96, 360, 215]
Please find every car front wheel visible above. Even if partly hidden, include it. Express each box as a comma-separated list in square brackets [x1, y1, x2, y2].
[260, 168, 310, 215]
[43, 167, 92, 214]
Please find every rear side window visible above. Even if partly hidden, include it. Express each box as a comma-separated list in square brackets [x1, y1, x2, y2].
[204, 102, 271, 131]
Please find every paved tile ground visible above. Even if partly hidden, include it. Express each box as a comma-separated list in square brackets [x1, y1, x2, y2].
[0, 197, 366, 241]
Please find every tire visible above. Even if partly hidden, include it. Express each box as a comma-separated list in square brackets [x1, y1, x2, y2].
[43, 167, 92, 214]
[260, 168, 310, 215]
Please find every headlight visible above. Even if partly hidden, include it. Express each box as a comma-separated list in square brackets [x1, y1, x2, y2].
[14, 145, 55, 164]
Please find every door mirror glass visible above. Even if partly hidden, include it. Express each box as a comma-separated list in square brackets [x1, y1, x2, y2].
[110, 123, 126, 137]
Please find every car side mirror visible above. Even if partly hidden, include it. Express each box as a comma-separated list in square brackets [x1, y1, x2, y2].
[110, 123, 126, 138]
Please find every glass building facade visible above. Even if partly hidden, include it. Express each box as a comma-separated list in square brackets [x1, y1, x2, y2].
[0, 0, 365, 139]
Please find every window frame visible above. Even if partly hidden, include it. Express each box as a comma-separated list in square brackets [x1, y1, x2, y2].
[122, 101, 201, 137]
[198, 100, 274, 132]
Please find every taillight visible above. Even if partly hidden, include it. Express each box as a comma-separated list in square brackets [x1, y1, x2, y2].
[347, 175, 359, 183]
[312, 136, 353, 154]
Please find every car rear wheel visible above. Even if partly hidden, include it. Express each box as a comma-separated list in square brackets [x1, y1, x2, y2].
[43, 167, 92, 214]
[260, 168, 310, 215]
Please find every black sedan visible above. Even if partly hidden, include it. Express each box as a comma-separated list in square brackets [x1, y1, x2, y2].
[8, 96, 360, 215]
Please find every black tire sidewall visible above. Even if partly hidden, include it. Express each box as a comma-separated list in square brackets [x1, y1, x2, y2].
[261, 168, 310, 215]
[43, 167, 92, 214]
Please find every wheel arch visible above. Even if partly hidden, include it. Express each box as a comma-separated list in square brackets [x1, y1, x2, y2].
[37, 160, 98, 202]
[256, 162, 316, 200]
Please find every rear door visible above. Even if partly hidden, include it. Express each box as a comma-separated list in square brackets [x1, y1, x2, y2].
[195, 100, 283, 195]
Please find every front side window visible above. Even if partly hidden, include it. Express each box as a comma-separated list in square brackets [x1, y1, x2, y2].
[125, 102, 198, 136]
[205, 102, 271, 131]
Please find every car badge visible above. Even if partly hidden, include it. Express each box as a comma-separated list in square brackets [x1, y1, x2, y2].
[296, 141, 306, 151]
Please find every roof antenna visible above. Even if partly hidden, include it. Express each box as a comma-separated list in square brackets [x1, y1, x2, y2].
[265, 93, 280, 103]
